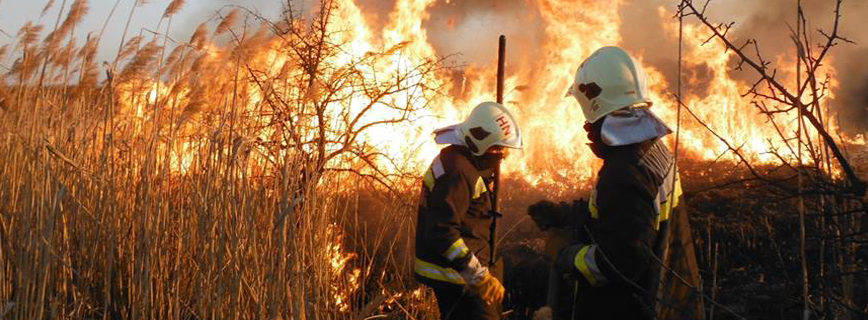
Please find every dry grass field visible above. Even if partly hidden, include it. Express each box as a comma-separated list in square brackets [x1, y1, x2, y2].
[0, 0, 866, 319]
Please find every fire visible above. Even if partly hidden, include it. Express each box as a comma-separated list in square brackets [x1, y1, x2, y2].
[110, 1, 851, 187]
[325, 224, 362, 312]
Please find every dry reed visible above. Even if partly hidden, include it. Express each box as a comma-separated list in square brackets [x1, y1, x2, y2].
[0, 2, 438, 320]
[162, 0, 185, 18]
[40, 0, 55, 17]
[216, 9, 240, 36]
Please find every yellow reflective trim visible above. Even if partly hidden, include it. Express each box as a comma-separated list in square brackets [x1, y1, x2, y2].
[672, 172, 682, 208]
[573, 245, 597, 286]
[443, 238, 470, 261]
[414, 258, 465, 284]
[423, 168, 435, 190]
[423, 156, 445, 191]
[588, 189, 599, 219]
[472, 176, 486, 199]
[655, 172, 683, 230]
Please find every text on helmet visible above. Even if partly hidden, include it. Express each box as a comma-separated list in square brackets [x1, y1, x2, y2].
[495, 115, 512, 137]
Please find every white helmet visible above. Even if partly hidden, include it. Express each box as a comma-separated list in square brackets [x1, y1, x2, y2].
[567, 46, 652, 123]
[456, 101, 522, 156]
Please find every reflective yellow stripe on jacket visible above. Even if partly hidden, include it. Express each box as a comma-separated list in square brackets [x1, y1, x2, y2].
[654, 171, 682, 229]
[573, 244, 609, 286]
[414, 258, 465, 284]
[424, 155, 446, 190]
[588, 189, 599, 219]
[587, 170, 682, 231]
[424, 156, 486, 201]
[443, 238, 470, 261]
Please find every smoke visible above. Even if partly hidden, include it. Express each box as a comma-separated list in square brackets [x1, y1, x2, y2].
[834, 47, 868, 133]
[175, 0, 868, 132]
[725, 0, 868, 133]
[617, 0, 868, 134]
[357, 0, 548, 90]
[422, 0, 545, 67]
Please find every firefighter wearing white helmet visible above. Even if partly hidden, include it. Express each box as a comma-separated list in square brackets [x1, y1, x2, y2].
[458, 101, 523, 155]
[567, 46, 652, 123]
[528, 46, 704, 320]
[415, 101, 521, 320]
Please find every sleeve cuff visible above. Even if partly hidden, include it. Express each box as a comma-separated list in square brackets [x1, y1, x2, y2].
[457, 253, 488, 285]
[570, 244, 609, 287]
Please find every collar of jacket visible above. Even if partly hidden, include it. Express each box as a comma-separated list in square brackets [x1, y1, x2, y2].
[445, 145, 499, 178]
[593, 138, 658, 162]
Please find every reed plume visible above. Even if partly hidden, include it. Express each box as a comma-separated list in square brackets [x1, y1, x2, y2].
[77, 33, 98, 61]
[50, 38, 76, 68]
[40, 0, 55, 17]
[0, 45, 8, 63]
[117, 35, 143, 61]
[162, 0, 185, 18]
[189, 23, 208, 50]
[76, 34, 99, 89]
[163, 45, 184, 71]
[9, 49, 42, 82]
[117, 39, 161, 83]
[215, 9, 239, 36]
[44, 0, 89, 57]
[16, 22, 43, 49]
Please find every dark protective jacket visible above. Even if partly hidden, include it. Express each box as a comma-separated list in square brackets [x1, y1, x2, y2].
[560, 138, 703, 320]
[414, 145, 494, 286]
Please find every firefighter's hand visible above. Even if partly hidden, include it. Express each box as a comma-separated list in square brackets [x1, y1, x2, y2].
[527, 200, 560, 231]
[473, 272, 505, 305]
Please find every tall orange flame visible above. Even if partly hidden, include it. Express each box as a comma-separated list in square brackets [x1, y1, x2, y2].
[122, 1, 852, 187]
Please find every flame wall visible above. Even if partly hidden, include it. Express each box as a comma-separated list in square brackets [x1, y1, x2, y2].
[109, 0, 866, 189]
[318, 0, 860, 187]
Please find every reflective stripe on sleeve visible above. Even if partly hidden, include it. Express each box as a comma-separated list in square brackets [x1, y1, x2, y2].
[423, 156, 445, 191]
[573, 244, 609, 287]
[655, 170, 683, 230]
[443, 238, 470, 261]
[424, 168, 435, 190]
[472, 176, 486, 199]
[588, 189, 599, 219]
[414, 258, 465, 284]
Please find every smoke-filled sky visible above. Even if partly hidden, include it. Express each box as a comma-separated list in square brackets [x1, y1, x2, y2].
[1, 0, 866, 132]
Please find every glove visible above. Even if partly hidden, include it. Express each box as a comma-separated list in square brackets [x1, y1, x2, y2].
[527, 200, 561, 231]
[459, 254, 505, 305]
[473, 272, 505, 305]
[532, 306, 553, 320]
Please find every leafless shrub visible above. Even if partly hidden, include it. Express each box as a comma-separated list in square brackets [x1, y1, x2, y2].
[674, 1, 868, 319]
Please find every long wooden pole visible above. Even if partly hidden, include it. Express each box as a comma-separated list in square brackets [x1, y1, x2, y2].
[489, 35, 505, 268]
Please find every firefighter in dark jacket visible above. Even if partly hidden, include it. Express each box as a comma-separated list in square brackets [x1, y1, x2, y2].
[528, 46, 703, 320]
[415, 101, 523, 320]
